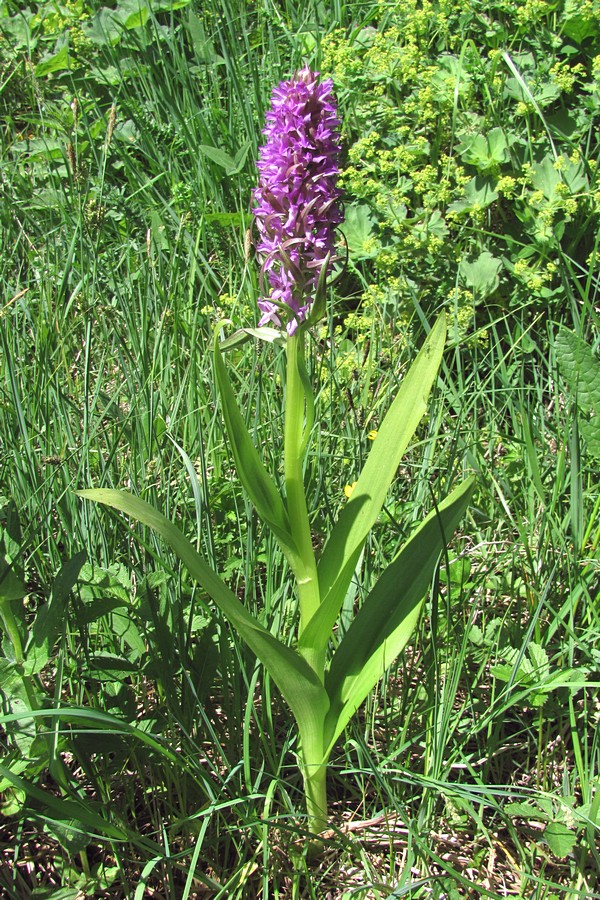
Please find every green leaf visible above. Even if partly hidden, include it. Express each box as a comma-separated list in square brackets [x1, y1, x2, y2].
[87, 653, 139, 681]
[466, 176, 498, 207]
[45, 817, 91, 855]
[231, 141, 251, 175]
[76, 490, 329, 747]
[203, 212, 244, 226]
[0, 671, 38, 756]
[581, 417, 600, 456]
[218, 326, 286, 352]
[79, 562, 131, 605]
[199, 144, 237, 173]
[25, 550, 86, 675]
[556, 327, 600, 457]
[491, 662, 521, 683]
[324, 477, 474, 754]
[562, 0, 599, 43]
[555, 328, 600, 415]
[150, 0, 191, 10]
[342, 204, 381, 260]
[186, 9, 223, 64]
[459, 251, 502, 300]
[123, 6, 150, 29]
[82, 11, 118, 46]
[543, 821, 578, 857]
[423, 209, 448, 240]
[429, 54, 471, 103]
[438, 555, 472, 586]
[198, 142, 250, 176]
[528, 642, 549, 680]
[503, 52, 561, 108]
[213, 334, 297, 557]
[0, 553, 25, 606]
[456, 128, 511, 171]
[0, 10, 32, 51]
[0, 703, 179, 765]
[529, 156, 561, 200]
[34, 44, 70, 78]
[505, 801, 544, 819]
[82, 2, 154, 46]
[11, 138, 65, 162]
[34, 885, 82, 899]
[448, 176, 498, 214]
[302, 314, 447, 656]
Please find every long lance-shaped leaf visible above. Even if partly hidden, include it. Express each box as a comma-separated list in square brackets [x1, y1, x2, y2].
[301, 314, 447, 655]
[323, 476, 475, 757]
[76, 490, 330, 741]
[213, 333, 298, 561]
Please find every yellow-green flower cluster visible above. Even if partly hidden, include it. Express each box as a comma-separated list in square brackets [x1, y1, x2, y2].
[323, 0, 598, 326]
[513, 259, 557, 292]
[550, 61, 586, 93]
[514, 0, 553, 27]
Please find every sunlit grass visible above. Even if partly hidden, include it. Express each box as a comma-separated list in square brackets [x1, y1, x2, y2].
[1, 0, 599, 897]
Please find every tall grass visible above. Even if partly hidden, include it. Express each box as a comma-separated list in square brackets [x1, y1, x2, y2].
[1, 0, 598, 896]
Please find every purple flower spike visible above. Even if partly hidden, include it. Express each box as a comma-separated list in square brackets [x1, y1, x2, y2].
[253, 67, 342, 334]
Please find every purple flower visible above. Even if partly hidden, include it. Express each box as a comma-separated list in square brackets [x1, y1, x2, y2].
[253, 67, 342, 334]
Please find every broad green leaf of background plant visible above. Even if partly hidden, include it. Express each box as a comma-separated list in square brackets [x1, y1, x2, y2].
[456, 128, 511, 172]
[0, 667, 37, 756]
[81, 0, 190, 46]
[25, 550, 87, 676]
[448, 176, 499, 215]
[555, 326, 600, 456]
[199, 142, 251, 176]
[459, 251, 502, 301]
[323, 476, 475, 754]
[213, 336, 297, 557]
[34, 44, 70, 78]
[543, 822, 579, 858]
[429, 54, 471, 103]
[555, 327, 600, 411]
[342, 204, 381, 260]
[502, 52, 561, 108]
[505, 798, 580, 858]
[562, 0, 600, 43]
[218, 326, 286, 352]
[531, 156, 588, 200]
[301, 314, 447, 654]
[76, 490, 329, 742]
[0, 553, 25, 607]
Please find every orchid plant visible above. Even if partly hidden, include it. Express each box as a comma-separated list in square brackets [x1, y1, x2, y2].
[79, 69, 474, 836]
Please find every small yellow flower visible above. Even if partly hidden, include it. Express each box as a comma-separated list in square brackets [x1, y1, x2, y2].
[367, 430, 378, 441]
[344, 481, 358, 499]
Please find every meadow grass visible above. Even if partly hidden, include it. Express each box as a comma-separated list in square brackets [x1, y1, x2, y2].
[1, 0, 599, 896]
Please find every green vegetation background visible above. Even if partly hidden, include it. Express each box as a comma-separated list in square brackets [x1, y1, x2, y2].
[0, 0, 599, 896]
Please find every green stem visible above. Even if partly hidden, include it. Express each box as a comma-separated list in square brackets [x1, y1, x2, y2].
[284, 332, 321, 654]
[304, 759, 328, 837]
[299, 718, 329, 836]
[284, 332, 329, 833]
